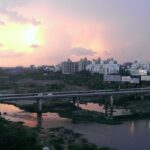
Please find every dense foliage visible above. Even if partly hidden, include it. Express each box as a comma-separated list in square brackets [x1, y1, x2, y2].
[0, 117, 41, 150]
[1, 70, 150, 93]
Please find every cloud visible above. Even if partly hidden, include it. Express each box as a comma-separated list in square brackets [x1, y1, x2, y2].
[0, 50, 23, 58]
[70, 47, 96, 56]
[0, 20, 5, 25]
[0, 8, 41, 25]
[30, 44, 40, 48]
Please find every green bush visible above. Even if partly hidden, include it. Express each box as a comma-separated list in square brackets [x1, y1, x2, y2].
[0, 118, 41, 150]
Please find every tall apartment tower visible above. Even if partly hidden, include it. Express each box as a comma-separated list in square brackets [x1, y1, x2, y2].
[78, 57, 90, 71]
[61, 59, 78, 74]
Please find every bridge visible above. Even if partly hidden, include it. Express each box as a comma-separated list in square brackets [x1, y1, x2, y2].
[0, 87, 150, 118]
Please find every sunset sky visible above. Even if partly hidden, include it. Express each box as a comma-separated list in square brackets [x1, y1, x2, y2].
[0, 0, 150, 66]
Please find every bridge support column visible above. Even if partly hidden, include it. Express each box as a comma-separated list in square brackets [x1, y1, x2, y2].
[110, 95, 114, 118]
[104, 99, 108, 117]
[72, 96, 80, 108]
[37, 99, 42, 114]
[72, 97, 76, 105]
[76, 96, 80, 109]
[105, 104, 108, 117]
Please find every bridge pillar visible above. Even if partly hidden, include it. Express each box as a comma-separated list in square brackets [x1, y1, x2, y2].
[110, 95, 114, 118]
[72, 96, 80, 108]
[104, 99, 108, 117]
[37, 99, 42, 114]
[105, 104, 108, 117]
[72, 97, 76, 105]
[76, 96, 80, 108]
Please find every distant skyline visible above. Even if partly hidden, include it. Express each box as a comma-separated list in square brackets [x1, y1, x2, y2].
[0, 0, 150, 66]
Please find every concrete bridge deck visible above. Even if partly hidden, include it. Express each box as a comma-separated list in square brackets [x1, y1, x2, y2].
[0, 87, 150, 101]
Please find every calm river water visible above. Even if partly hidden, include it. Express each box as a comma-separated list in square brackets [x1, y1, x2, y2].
[0, 103, 150, 150]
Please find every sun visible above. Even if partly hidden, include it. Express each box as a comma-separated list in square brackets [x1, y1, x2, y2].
[23, 25, 39, 45]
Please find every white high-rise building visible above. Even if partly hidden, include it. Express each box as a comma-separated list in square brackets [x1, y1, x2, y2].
[86, 58, 120, 75]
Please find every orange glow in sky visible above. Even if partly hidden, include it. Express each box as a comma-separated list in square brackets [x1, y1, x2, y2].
[0, 23, 43, 52]
[0, 0, 150, 66]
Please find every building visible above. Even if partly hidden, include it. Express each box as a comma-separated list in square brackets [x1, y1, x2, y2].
[61, 59, 78, 74]
[54, 64, 62, 72]
[78, 57, 90, 72]
[86, 58, 120, 75]
[128, 60, 150, 76]
[103, 62, 120, 75]
[103, 75, 121, 82]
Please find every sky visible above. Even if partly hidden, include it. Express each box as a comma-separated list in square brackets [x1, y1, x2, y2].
[0, 0, 150, 66]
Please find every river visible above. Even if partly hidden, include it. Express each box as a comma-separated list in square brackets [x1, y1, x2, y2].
[0, 103, 150, 150]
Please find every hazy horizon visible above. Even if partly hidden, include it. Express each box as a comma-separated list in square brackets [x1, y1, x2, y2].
[0, 0, 150, 66]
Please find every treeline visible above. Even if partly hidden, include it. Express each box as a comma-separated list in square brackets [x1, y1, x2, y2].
[1, 71, 150, 93]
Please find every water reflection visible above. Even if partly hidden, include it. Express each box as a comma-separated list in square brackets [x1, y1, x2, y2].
[129, 121, 135, 134]
[3, 112, 38, 127]
[0, 103, 21, 113]
[145, 120, 150, 129]
[79, 103, 103, 112]
[37, 113, 42, 128]
[79, 102, 131, 116]
[148, 121, 150, 128]
[41, 113, 71, 128]
[0, 103, 71, 128]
